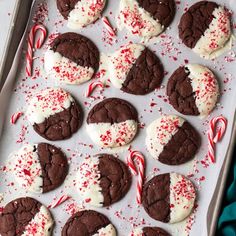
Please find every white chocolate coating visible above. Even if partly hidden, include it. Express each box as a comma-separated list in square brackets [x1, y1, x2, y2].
[169, 173, 196, 223]
[26, 88, 74, 124]
[186, 64, 219, 117]
[118, 0, 163, 39]
[22, 205, 54, 236]
[67, 0, 106, 29]
[10, 144, 43, 193]
[86, 120, 138, 148]
[109, 44, 145, 89]
[93, 224, 116, 236]
[130, 227, 143, 236]
[77, 156, 104, 207]
[44, 50, 94, 85]
[145, 115, 185, 159]
[193, 6, 232, 59]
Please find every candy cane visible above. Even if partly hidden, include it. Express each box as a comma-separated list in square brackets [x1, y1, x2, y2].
[10, 112, 23, 124]
[85, 80, 104, 97]
[48, 195, 71, 209]
[102, 16, 116, 37]
[127, 151, 145, 204]
[26, 24, 47, 76]
[207, 116, 227, 163]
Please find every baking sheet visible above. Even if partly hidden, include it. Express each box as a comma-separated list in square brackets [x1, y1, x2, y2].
[0, 0, 236, 235]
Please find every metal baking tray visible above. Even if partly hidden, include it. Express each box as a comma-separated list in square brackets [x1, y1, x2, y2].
[0, 1, 235, 235]
[207, 111, 236, 236]
[0, 0, 33, 91]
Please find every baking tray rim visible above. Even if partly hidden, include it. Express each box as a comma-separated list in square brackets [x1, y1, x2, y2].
[0, 2, 235, 236]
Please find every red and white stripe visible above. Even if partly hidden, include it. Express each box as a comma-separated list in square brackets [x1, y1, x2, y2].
[207, 116, 227, 163]
[127, 150, 145, 204]
[102, 16, 116, 37]
[85, 80, 104, 97]
[10, 112, 23, 124]
[48, 195, 71, 209]
[26, 24, 47, 76]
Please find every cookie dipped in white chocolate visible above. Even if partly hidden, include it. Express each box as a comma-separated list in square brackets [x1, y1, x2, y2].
[117, 0, 175, 39]
[57, 0, 106, 29]
[86, 98, 138, 149]
[193, 6, 233, 59]
[9, 144, 43, 193]
[146, 115, 185, 159]
[0, 197, 54, 236]
[109, 43, 145, 89]
[145, 115, 200, 165]
[94, 224, 116, 236]
[44, 33, 99, 85]
[44, 50, 94, 85]
[26, 88, 73, 125]
[169, 173, 196, 223]
[130, 227, 170, 236]
[142, 173, 196, 224]
[185, 64, 219, 117]
[22, 205, 54, 236]
[86, 120, 138, 148]
[77, 154, 131, 207]
[10, 143, 69, 193]
[77, 156, 104, 207]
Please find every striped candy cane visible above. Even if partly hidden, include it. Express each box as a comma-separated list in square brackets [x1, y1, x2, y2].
[48, 195, 71, 209]
[10, 111, 23, 124]
[102, 16, 116, 37]
[26, 24, 47, 76]
[85, 80, 104, 97]
[127, 150, 145, 204]
[207, 116, 227, 163]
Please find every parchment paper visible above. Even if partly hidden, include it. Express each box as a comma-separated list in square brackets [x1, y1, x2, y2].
[0, 0, 236, 235]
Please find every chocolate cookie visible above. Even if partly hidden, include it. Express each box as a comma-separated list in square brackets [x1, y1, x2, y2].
[26, 88, 83, 141]
[142, 173, 196, 223]
[44, 33, 99, 84]
[178, 1, 232, 59]
[86, 98, 138, 148]
[77, 154, 131, 207]
[118, 0, 175, 38]
[62, 210, 116, 236]
[57, 0, 106, 29]
[110, 43, 164, 95]
[0, 197, 54, 236]
[131, 227, 170, 236]
[11, 143, 68, 193]
[146, 115, 200, 165]
[167, 64, 219, 117]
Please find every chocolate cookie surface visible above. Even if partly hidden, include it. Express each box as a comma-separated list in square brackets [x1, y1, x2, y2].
[45, 33, 99, 84]
[179, 1, 218, 49]
[77, 154, 131, 207]
[0, 197, 54, 236]
[86, 98, 138, 148]
[62, 210, 116, 236]
[167, 64, 219, 117]
[146, 115, 200, 165]
[26, 88, 83, 141]
[131, 226, 170, 236]
[57, 0, 79, 19]
[178, 1, 232, 59]
[142, 173, 196, 223]
[136, 0, 175, 27]
[57, 0, 106, 29]
[11, 143, 68, 193]
[118, 0, 175, 38]
[110, 44, 164, 95]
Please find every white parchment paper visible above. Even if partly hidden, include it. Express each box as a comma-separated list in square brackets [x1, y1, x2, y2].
[0, 0, 236, 235]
